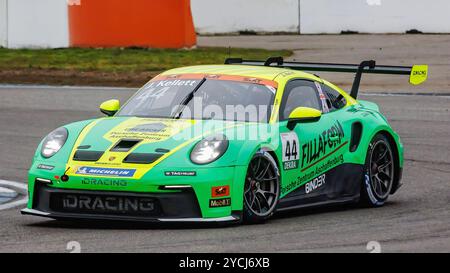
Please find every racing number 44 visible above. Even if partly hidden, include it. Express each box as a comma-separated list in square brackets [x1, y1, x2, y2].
[281, 132, 300, 170]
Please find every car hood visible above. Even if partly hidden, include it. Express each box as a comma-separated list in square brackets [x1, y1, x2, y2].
[64, 117, 251, 178]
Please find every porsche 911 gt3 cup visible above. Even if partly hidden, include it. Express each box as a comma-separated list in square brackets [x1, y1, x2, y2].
[21, 57, 428, 223]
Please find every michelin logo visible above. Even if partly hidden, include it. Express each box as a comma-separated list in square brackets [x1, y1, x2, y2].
[76, 167, 136, 177]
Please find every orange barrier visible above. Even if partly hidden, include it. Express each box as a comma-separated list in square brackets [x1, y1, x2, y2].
[68, 0, 196, 48]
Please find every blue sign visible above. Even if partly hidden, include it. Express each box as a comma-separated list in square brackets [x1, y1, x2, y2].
[76, 167, 136, 177]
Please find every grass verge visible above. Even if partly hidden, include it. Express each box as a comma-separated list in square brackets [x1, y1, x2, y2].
[0, 47, 292, 87]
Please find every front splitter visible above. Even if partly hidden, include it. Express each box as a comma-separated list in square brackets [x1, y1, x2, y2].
[21, 208, 241, 223]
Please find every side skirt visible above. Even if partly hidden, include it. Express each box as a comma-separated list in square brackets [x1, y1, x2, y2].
[277, 163, 364, 211]
[276, 196, 359, 213]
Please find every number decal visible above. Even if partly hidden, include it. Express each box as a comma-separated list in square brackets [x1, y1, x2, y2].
[285, 141, 291, 159]
[281, 132, 300, 170]
[292, 139, 298, 159]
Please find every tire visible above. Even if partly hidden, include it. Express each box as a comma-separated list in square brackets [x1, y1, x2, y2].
[243, 151, 280, 224]
[360, 133, 396, 207]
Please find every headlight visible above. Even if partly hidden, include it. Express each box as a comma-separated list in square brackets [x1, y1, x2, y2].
[190, 134, 229, 165]
[41, 127, 68, 158]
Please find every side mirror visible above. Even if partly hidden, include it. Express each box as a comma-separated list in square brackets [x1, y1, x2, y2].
[100, 99, 120, 116]
[287, 107, 322, 130]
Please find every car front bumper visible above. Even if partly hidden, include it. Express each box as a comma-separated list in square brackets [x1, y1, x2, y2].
[21, 183, 241, 223]
[24, 164, 248, 223]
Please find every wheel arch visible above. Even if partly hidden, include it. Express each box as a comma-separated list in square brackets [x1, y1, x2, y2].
[240, 145, 281, 223]
[236, 141, 280, 168]
[232, 142, 281, 206]
[377, 130, 402, 194]
[256, 147, 281, 175]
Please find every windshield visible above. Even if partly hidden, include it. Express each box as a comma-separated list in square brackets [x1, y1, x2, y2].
[117, 76, 276, 123]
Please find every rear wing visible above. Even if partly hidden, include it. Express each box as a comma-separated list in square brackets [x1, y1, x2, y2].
[224, 57, 428, 99]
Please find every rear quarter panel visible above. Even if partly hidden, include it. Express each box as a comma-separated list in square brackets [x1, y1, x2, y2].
[348, 101, 404, 168]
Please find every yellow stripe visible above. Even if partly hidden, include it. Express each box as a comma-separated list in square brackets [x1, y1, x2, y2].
[67, 119, 103, 166]
[66, 120, 244, 179]
[146, 122, 245, 171]
[269, 78, 288, 124]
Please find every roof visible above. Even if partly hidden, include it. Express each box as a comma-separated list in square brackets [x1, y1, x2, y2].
[161, 65, 319, 81]
[159, 64, 357, 106]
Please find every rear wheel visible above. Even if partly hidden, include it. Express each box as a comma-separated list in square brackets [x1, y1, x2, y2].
[361, 134, 395, 207]
[243, 151, 280, 224]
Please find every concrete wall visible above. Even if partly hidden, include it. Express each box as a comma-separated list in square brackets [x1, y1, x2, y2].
[300, 0, 450, 34]
[7, 0, 69, 48]
[192, 0, 450, 34]
[191, 0, 300, 34]
[1, 0, 450, 48]
[0, 0, 7, 47]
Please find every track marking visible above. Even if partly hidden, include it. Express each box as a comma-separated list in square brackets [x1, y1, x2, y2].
[0, 186, 18, 197]
[361, 92, 450, 98]
[0, 180, 27, 191]
[0, 180, 28, 211]
[1, 85, 449, 98]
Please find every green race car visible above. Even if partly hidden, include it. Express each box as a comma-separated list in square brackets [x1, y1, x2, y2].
[21, 57, 428, 224]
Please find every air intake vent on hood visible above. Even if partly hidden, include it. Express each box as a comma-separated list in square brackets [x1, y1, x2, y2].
[111, 139, 142, 152]
[123, 153, 163, 164]
[73, 150, 104, 162]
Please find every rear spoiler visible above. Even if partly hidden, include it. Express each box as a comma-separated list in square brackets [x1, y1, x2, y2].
[224, 57, 428, 99]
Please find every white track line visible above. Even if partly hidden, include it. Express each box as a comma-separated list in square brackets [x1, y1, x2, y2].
[2, 85, 449, 98]
[0, 186, 18, 197]
[0, 198, 28, 211]
[361, 92, 450, 98]
[0, 180, 28, 211]
[0, 180, 27, 191]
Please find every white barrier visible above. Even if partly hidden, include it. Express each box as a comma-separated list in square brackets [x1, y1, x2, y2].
[0, 0, 7, 47]
[191, 0, 300, 34]
[5, 0, 69, 48]
[300, 0, 450, 34]
[1, 0, 450, 49]
[192, 0, 450, 34]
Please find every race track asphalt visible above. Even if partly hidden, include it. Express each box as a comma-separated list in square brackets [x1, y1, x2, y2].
[0, 85, 449, 253]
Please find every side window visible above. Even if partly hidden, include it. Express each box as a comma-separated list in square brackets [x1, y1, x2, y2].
[321, 84, 347, 111]
[280, 80, 322, 120]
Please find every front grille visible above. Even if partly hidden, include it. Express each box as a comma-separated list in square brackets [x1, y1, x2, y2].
[33, 184, 202, 219]
[49, 192, 161, 217]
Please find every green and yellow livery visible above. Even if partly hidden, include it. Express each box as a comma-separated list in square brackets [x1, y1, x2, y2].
[22, 58, 427, 224]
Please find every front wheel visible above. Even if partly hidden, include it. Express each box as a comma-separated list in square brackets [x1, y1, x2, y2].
[243, 151, 280, 224]
[360, 134, 395, 207]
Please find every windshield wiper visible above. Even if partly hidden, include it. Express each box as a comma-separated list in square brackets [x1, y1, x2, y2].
[172, 77, 206, 119]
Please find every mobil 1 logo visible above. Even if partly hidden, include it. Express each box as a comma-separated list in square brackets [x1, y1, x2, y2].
[281, 132, 300, 170]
